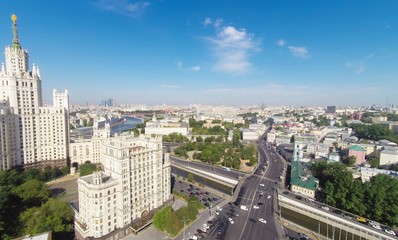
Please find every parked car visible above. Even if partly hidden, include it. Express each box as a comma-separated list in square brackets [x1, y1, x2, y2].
[228, 217, 234, 224]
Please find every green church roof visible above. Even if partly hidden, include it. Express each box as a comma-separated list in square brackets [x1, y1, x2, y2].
[290, 160, 319, 191]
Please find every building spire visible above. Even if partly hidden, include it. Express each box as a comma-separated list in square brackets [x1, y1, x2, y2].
[11, 14, 21, 50]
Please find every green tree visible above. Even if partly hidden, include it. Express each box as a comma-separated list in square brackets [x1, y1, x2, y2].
[20, 198, 74, 237]
[187, 173, 194, 183]
[369, 157, 380, 168]
[79, 162, 97, 176]
[61, 165, 70, 176]
[153, 206, 172, 231]
[196, 136, 203, 142]
[342, 155, 356, 167]
[12, 179, 49, 207]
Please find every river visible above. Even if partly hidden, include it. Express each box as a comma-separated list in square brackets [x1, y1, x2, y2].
[111, 116, 143, 134]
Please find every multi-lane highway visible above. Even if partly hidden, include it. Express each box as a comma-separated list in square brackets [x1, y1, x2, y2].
[204, 139, 286, 240]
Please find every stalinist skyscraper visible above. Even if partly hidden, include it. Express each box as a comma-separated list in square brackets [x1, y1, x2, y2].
[0, 15, 69, 170]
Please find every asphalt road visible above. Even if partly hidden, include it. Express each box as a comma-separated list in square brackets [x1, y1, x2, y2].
[202, 141, 284, 240]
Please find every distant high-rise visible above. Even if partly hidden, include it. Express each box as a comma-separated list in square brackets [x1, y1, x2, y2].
[0, 15, 69, 170]
[101, 97, 115, 107]
[325, 106, 336, 114]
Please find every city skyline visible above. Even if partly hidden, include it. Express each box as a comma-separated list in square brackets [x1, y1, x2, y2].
[1, 0, 397, 106]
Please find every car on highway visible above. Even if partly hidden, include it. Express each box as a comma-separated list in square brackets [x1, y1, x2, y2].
[342, 213, 354, 220]
[253, 205, 259, 209]
[356, 216, 367, 223]
[299, 233, 309, 239]
[240, 205, 248, 211]
[259, 218, 267, 224]
[321, 206, 329, 211]
[368, 221, 382, 230]
[383, 227, 396, 236]
[228, 217, 234, 224]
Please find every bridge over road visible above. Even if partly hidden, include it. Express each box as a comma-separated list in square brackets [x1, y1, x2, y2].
[278, 194, 397, 240]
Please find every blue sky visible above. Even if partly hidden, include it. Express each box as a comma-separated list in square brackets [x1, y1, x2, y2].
[1, 0, 397, 106]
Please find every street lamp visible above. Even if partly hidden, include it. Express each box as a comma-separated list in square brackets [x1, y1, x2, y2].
[183, 216, 186, 240]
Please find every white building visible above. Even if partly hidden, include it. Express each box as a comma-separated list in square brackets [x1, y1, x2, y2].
[69, 119, 111, 166]
[266, 132, 276, 144]
[145, 116, 188, 136]
[74, 134, 171, 240]
[379, 146, 398, 166]
[0, 101, 20, 169]
[242, 129, 260, 141]
[0, 15, 69, 170]
[360, 167, 398, 183]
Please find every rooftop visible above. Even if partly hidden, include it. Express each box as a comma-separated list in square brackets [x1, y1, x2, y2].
[290, 160, 319, 191]
[348, 145, 365, 152]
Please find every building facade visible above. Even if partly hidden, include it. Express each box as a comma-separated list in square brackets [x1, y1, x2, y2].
[69, 120, 111, 167]
[0, 15, 69, 170]
[348, 145, 366, 165]
[74, 134, 172, 240]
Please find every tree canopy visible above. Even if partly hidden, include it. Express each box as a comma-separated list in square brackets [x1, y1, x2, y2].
[311, 161, 398, 226]
[12, 179, 49, 207]
[20, 198, 74, 237]
[350, 123, 393, 142]
[0, 166, 70, 239]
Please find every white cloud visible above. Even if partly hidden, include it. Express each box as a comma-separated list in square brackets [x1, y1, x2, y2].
[203, 17, 223, 28]
[203, 17, 212, 26]
[176, 61, 201, 72]
[288, 46, 309, 59]
[213, 18, 223, 28]
[276, 39, 286, 47]
[190, 65, 201, 72]
[206, 24, 261, 75]
[95, 0, 150, 17]
[345, 54, 374, 74]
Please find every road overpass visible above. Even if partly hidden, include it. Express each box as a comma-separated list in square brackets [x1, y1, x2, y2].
[278, 194, 396, 240]
[170, 156, 244, 195]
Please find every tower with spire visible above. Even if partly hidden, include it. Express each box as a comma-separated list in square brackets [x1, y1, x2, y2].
[0, 15, 69, 170]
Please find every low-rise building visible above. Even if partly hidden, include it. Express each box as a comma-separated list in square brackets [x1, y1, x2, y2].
[379, 146, 398, 166]
[348, 145, 366, 165]
[360, 167, 398, 183]
[290, 141, 319, 198]
[290, 160, 319, 198]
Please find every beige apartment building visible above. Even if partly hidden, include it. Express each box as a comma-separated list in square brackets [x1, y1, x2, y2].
[74, 134, 171, 239]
